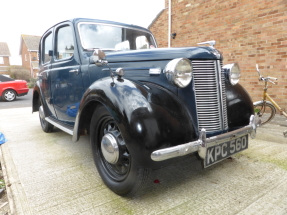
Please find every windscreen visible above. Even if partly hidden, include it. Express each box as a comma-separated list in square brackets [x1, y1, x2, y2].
[78, 23, 156, 51]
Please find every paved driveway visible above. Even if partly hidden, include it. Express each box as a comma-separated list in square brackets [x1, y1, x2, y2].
[0, 106, 286, 215]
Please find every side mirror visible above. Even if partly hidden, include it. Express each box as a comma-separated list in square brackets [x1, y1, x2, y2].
[48, 50, 53, 56]
[91, 49, 107, 67]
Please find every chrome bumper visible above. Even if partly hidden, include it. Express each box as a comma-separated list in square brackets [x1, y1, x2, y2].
[151, 115, 260, 162]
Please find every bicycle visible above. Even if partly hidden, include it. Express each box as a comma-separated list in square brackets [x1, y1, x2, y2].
[253, 64, 287, 138]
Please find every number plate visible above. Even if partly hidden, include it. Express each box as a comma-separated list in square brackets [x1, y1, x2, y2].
[204, 134, 248, 168]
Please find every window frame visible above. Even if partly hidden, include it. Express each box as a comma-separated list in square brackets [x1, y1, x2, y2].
[41, 31, 53, 65]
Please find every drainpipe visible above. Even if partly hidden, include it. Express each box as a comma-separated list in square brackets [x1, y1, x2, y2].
[29, 51, 33, 77]
[168, 0, 171, 47]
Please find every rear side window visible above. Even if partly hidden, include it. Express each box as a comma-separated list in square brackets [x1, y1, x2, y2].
[136, 36, 150, 49]
[43, 33, 52, 64]
[56, 26, 74, 60]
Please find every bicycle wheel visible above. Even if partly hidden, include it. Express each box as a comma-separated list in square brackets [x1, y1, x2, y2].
[253, 101, 276, 125]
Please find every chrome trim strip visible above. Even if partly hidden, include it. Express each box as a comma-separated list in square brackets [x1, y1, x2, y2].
[219, 60, 228, 130]
[214, 60, 223, 129]
[45, 117, 73, 135]
[151, 115, 259, 162]
[149, 67, 161, 75]
[216, 60, 224, 129]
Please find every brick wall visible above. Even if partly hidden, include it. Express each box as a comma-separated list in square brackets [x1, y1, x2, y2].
[149, 0, 287, 109]
[21, 41, 39, 77]
[0, 56, 10, 74]
[21, 41, 30, 71]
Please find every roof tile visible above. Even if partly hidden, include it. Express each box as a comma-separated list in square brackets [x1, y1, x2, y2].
[0, 42, 11, 56]
[22, 35, 41, 50]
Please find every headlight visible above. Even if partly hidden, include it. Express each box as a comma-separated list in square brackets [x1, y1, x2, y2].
[164, 58, 192, 88]
[223, 63, 240, 85]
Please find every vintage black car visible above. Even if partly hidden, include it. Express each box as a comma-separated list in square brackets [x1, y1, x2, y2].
[32, 18, 259, 196]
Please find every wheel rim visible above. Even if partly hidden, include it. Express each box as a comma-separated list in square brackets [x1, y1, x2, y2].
[98, 117, 131, 181]
[254, 103, 275, 125]
[4, 90, 15, 101]
[39, 106, 47, 128]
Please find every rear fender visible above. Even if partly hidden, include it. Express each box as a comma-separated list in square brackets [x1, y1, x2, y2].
[32, 81, 50, 118]
[32, 83, 41, 112]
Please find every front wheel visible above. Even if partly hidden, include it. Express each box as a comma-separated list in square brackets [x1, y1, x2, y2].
[254, 101, 276, 125]
[2, 89, 16, 102]
[90, 105, 150, 196]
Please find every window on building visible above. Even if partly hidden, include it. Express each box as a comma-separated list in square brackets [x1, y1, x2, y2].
[0, 57, 3, 64]
[56, 25, 74, 60]
[25, 54, 27, 61]
[43, 33, 53, 64]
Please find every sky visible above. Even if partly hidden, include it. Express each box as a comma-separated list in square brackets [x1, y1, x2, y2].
[0, 0, 165, 65]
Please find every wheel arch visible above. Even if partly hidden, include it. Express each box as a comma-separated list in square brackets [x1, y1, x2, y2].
[2, 88, 17, 95]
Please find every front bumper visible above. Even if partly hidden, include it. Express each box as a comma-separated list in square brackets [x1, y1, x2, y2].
[151, 115, 260, 163]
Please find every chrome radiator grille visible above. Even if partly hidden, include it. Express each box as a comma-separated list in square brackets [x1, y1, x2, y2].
[192, 60, 228, 132]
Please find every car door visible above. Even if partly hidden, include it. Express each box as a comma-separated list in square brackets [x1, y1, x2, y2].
[39, 29, 57, 117]
[50, 22, 84, 125]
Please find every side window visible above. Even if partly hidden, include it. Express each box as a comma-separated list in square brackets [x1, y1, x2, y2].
[56, 26, 74, 60]
[43, 33, 52, 64]
[115, 40, 130, 50]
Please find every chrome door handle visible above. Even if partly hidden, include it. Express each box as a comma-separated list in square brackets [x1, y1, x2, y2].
[69, 69, 79, 74]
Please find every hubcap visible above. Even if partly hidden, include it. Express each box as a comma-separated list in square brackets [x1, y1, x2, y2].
[4, 91, 15, 101]
[39, 105, 45, 120]
[98, 118, 131, 180]
[101, 133, 119, 164]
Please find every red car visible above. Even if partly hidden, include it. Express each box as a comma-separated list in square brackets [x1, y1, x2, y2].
[0, 75, 29, 102]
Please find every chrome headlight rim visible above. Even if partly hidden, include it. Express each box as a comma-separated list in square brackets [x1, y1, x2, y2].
[164, 58, 193, 88]
[223, 63, 241, 85]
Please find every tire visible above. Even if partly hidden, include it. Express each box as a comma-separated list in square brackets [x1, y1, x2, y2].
[254, 101, 276, 125]
[90, 105, 150, 196]
[2, 89, 16, 102]
[39, 99, 54, 133]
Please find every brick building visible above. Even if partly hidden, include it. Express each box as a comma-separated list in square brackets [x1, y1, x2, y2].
[0, 42, 11, 74]
[19, 35, 41, 78]
[149, 0, 287, 108]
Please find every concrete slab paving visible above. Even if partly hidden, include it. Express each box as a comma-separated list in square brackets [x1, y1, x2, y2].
[0, 107, 287, 215]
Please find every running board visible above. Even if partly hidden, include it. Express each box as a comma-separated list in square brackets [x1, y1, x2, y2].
[45, 117, 74, 135]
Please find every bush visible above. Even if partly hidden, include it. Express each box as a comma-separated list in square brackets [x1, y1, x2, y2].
[7, 65, 30, 81]
[28, 78, 37, 88]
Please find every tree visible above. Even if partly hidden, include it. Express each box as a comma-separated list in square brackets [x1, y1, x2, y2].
[7, 66, 30, 81]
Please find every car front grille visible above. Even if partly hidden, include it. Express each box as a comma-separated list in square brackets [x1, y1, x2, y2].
[192, 60, 228, 132]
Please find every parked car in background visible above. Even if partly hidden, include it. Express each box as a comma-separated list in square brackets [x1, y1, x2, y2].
[0, 75, 29, 102]
[33, 18, 260, 196]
